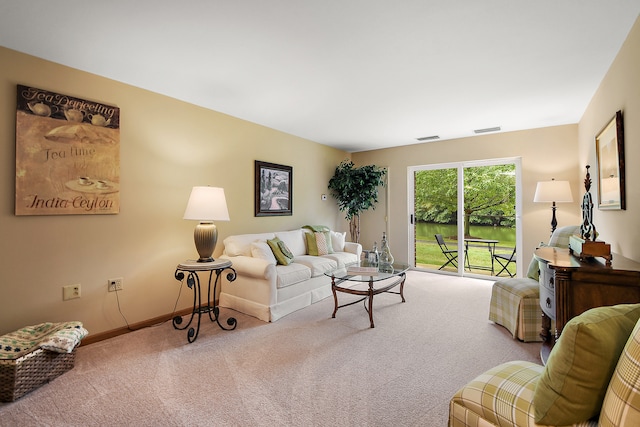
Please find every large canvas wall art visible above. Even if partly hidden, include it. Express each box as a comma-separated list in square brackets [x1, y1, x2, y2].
[15, 85, 120, 215]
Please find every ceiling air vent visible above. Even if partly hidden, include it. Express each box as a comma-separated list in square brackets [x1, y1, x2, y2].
[416, 135, 440, 142]
[473, 126, 501, 134]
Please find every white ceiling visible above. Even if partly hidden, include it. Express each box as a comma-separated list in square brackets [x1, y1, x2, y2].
[1, 1, 639, 152]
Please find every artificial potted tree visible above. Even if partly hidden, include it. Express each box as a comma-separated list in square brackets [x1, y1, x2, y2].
[328, 160, 386, 243]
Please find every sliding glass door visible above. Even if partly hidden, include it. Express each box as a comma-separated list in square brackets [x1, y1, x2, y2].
[413, 167, 460, 273]
[408, 158, 521, 278]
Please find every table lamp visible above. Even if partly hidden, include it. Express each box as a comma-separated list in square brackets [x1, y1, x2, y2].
[183, 186, 230, 262]
[534, 179, 573, 235]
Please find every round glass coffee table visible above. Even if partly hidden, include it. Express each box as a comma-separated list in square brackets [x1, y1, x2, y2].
[325, 262, 410, 328]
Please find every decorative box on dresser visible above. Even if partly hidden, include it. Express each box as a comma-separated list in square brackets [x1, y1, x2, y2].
[534, 246, 640, 364]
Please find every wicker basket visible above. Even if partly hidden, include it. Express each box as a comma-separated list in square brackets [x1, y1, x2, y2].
[0, 347, 76, 402]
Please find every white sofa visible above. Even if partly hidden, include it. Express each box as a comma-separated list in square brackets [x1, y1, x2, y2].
[219, 228, 362, 322]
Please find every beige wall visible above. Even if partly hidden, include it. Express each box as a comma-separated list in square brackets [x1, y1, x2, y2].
[352, 125, 582, 269]
[578, 15, 640, 260]
[0, 47, 349, 336]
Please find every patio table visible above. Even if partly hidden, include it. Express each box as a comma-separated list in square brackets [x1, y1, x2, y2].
[464, 238, 498, 275]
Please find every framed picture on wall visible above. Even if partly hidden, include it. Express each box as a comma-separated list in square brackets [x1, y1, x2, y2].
[595, 110, 625, 210]
[15, 84, 121, 215]
[255, 160, 293, 216]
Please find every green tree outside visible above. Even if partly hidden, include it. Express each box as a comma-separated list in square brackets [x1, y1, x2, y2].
[415, 165, 515, 238]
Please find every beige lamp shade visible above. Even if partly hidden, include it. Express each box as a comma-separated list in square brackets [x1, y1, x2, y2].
[183, 186, 230, 221]
[184, 186, 230, 262]
[534, 179, 573, 235]
[533, 180, 573, 203]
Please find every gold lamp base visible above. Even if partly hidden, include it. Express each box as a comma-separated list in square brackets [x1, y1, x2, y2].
[193, 222, 218, 262]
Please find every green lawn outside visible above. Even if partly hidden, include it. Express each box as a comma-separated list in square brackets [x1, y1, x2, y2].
[416, 238, 516, 277]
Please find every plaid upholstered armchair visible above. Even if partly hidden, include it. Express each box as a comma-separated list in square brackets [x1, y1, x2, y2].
[449, 303, 640, 426]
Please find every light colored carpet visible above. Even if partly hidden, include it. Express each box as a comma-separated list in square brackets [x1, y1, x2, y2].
[0, 271, 540, 426]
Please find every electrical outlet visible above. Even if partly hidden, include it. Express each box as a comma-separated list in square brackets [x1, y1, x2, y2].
[63, 284, 81, 300]
[108, 277, 123, 292]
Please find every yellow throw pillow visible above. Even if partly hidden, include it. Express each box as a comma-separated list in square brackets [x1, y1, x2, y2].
[533, 303, 640, 425]
[267, 237, 293, 265]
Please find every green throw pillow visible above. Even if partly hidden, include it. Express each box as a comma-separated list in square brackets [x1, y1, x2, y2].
[526, 256, 540, 280]
[534, 303, 640, 425]
[267, 237, 293, 265]
[527, 243, 549, 280]
[305, 231, 333, 256]
[277, 240, 293, 259]
[305, 232, 319, 256]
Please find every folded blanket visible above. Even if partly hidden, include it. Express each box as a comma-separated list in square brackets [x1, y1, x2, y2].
[39, 323, 89, 354]
[303, 225, 330, 232]
[0, 321, 88, 359]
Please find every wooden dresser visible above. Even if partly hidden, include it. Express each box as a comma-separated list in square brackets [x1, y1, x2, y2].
[534, 246, 640, 363]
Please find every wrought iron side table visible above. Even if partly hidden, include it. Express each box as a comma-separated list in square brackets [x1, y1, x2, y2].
[173, 259, 237, 343]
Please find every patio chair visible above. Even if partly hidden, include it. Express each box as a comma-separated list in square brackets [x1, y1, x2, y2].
[435, 234, 458, 270]
[493, 247, 516, 277]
